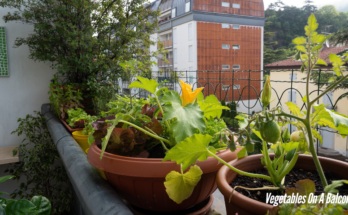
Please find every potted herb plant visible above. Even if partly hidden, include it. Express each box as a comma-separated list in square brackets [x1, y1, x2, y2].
[48, 77, 84, 132]
[67, 108, 98, 152]
[87, 78, 240, 213]
[212, 15, 348, 215]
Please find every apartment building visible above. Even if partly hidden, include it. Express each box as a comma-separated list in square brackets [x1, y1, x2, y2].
[148, 0, 265, 111]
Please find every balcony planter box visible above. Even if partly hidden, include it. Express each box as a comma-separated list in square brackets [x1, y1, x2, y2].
[41, 104, 133, 215]
[216, 154, 348, 215]
[87, 142, 241, 213]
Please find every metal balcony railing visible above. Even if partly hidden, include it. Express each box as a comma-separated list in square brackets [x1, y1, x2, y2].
[158, 40, 172, 48]
[158, 58, 173, 67]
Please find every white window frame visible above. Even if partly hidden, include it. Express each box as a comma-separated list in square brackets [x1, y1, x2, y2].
[233, 85, 240, 89]
[233, 65, 240, 69]
[233, 45, 240, 49]
[171, 8, 176, 18]
[174, 48, 178, 64]
[188, 23, 193, 41]
[222, 65, 230, 70]
[173, 28, 177, 44]
[189, 45, 193, 62]
[222, 2, 230, 7]
[233, 24, 240, 29]
[222, 44, 230, 49]
[233, 3, 240, 8]
[222, 23, 230, 29]
[185, 2, 190, 12]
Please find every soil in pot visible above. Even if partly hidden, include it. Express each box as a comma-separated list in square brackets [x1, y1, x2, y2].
[231, 168, 348, 205]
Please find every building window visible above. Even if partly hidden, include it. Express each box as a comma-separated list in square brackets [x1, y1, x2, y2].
[233, 85, 240, 89]
[189, 45, 193, 62]
[222, 2, 230, 7]
[222, 23, 230, 28]
[185, 2, 190, 12]
[233, 45, 240, 49]
[233, 65, 240, 69]
[222, 65, 230, 69]
[222, 44, 230, 49]
[189, 76, 194, 83]
[172, 8, 176, 18]
[233, 24, 240, 29]
[233, 3, 240, 8]
[189, 67, 193, 71]
[174, 48, 178, 63]
[188, 23, 193, 41]
[173, 28, 177, 44]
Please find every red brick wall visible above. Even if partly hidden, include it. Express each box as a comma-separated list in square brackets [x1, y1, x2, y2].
[196, 22, 262, 101]
[193, 0, 264, 18]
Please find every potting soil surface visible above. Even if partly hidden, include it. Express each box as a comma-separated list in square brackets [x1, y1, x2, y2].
[230, 168, 348, 205]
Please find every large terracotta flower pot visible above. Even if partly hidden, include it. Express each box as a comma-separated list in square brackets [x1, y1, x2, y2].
[216, 154, 348, 215]
[87, 142, 240, 212]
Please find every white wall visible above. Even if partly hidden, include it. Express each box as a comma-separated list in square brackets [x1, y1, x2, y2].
[0, 7, 56, 148]
[173, 21, 197, 72]
[149, 33, 159, 72]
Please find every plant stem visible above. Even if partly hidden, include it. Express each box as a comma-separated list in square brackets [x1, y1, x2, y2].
[155, 95, 171, 130]
[305, 39, 328, 188]
[119, 120, 172, 145]
[144, 126, 169, 151]
[275, 112, 304, 123]
[310, 75, 348, 106]
[262, 141, 279, 185]
[207, 150, 273, 182]
[278, 150, 299, 180]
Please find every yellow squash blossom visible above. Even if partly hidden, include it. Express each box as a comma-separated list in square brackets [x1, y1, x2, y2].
[180, 80, 204, 106]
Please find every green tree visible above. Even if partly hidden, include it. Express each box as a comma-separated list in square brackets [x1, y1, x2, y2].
[302, 0, 317, 15]
[0, 0, 165, 83]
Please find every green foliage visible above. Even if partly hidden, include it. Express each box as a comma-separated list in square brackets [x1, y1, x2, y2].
[164, 165, 203, 204]
[48, 77, 83, 119]
[0, 176, 52, 215]
[67, 108, 98, 135]
[0, 0, 166, 83]
[264, 3, 348, 65]
[163, 134, 214, 171]
[5, 112, 72, 214]
[197, 94, 229, 119]
[86, 75, 119, 116]
[67, 108, 86, 126]
[162, 91, 205, 144]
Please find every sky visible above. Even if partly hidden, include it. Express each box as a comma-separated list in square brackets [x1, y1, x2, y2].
[263, 0, 348, 12]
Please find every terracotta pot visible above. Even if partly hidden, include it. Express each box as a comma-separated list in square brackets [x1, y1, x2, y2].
[216, 154, 348, 215]
[87, 142, 240, 212]
[129, 194, 214, 215]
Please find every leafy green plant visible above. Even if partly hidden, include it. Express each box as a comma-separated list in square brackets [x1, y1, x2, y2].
[267, 179, 348, 215]
[66, 108, 86, 127]
[48, 76, 83, 119]
[0, 0, 166, 84]
[67, 108, 98, 135]
[221, 100, 239, 129]
[0, 175, 52, 215]
[5, 111, 72, 214]
[86, 76, 119, 116]
[207, 14, 348, 200]
[92, 78, 230, 203]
